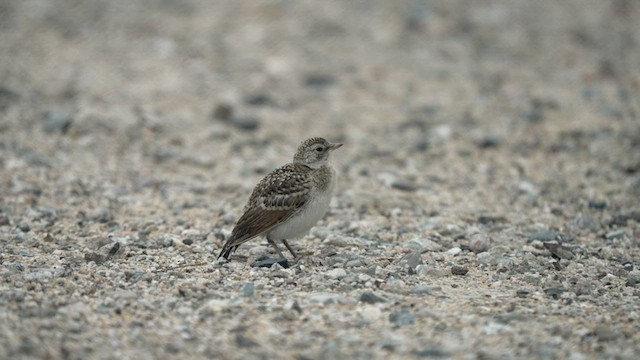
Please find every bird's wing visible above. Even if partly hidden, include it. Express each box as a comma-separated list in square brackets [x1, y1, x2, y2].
[218, 164, 312, 258]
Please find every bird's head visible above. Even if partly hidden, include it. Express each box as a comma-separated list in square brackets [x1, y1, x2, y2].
[293, 137, 343, 168]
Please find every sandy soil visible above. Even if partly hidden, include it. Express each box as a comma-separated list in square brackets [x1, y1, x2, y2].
[1, 1, 640, 359]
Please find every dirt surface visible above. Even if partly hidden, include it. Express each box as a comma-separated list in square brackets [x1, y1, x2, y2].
[1, 1, 640, 359]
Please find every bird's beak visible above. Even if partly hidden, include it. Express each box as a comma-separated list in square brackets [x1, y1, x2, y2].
[329, 142, 343, 150]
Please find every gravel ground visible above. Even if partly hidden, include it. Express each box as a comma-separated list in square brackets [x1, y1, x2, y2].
[1, 1, 640, 359]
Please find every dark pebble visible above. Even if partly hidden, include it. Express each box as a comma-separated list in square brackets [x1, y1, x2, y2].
[18, 223, 30, 232]
[230, 117, 260, 131]
[451, 266, 468, 276]
[392, 181, 417, 192]
[543, 242, 575, 260]
[182, 238, 194, 245]
[304, 74, 335, 88]
[0, 214, 10, 226]
[244, 94, 273, 107]
[609, 211, 640, 227]
[107, 242, 120, 257]
[359, 291, 387, 304]
[252, 258, 289, 269]
[477, 133, 501, 148]
[414, 139, 430, 152]
[516, 289, 530, 298]
[477, 215, 507, 224]
[544, 287, 565, 300]
[84, 252, 106, 265]
[413, 348, 450, 358]
[587, 200, 607, 210]
[626, 276, 639, 288]
[212, 103, 233, 121]
[389, 309, 416, 326]
[622, 262, 633, 272]
[0, 87, 20, 112]
[235, 334, 257, 348]
[43, 109, 73, 134]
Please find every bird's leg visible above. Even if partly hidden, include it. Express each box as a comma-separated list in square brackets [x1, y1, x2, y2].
[281, 239, 300, 260]
[267, 238, 287, 260]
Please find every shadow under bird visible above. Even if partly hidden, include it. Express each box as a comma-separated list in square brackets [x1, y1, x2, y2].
[218, 137, 343, 263]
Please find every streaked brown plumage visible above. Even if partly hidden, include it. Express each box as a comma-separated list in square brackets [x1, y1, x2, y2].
[218, 137, 342, 260]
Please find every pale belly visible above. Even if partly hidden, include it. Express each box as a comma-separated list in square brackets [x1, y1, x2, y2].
[268, 189, 333, 241]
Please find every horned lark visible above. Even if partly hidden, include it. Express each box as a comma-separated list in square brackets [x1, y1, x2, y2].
[218, 137, 342, 261]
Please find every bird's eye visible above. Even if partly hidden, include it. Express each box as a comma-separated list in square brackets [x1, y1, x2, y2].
[315, 146, 324, 152]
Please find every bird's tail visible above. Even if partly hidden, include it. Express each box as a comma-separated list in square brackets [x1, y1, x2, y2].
[217, 243, 237, 260]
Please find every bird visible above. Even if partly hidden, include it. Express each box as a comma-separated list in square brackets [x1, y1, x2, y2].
[218, 137, 343, 262]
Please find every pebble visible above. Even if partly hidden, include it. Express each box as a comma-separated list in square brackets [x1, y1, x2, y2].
[605, 230, 627, 240]
[212, 103, 233, 121]
[230, 117, 260, 131]
[304, 74, 335, 88]
[389, 309, 417, 326]
[399, 251, 422, 274]
[43, 109, 73, 134]
[451, 266, 469, 276]
[241, 283, 255, 298]
[360, 306, 382, 321]
[446, 247, 462, 256]
[359, 292, 387, 304]
[18, 223, 31, 233]
[326, 268, 347, 280]
[412, 285, 441, 295]
[469, 233, 490, 253]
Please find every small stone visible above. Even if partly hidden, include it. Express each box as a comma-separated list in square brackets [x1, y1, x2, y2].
[360, 306, 382, 321]
[399, 251, 422, 274]
[571, 215, 600, 232]
[241, 282, 255, 298]
[17, 223, 30, 232]
[477, 133, 501, 148]
[529, 231, 574, 243]
[543, 242, 574, 260]
[516, 289, 530, 298]
[304, 74, 335, 88]
[359, 292, 387, 304]
[87, 208, 112, 223]
[594, 326, 619, 341]
[230, 117, 260, 131]
[451, 266, 468, 276]
[212, 103, 233, 121]
[389, 309, 416, 326]
[544, 287, 565, 300]
[326, 268, 347, 280]
[43, 109, 73, 134]
[252, 258, 289, 269]
[605, 230, 627, 240]
[414, 348, 450, 358]
[587, 200, 607, 210]
[622, 262, 633, 272]
[244, 94, 273, 107]
[626, 276, 639, 287]
[84, 252, 106, 265]
[477, 215, 507, 224]
[0, 214, 10, 226]
[182, 238, 193, 245]
[469, 233, 490, 253]
[412, 285, 441, 295]
[446, 247, 462, 256]
[391, 181, 417, 192]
